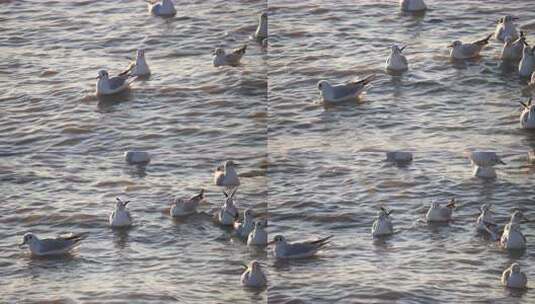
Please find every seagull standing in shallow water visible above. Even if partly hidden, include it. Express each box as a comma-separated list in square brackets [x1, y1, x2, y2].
[147, 0, 176, 17]
[372, 207, 394, 237]
[495, 15, 519, 42]
[386, 45, 408, 72]
[317, 75, 375, 104]
[213, 45, 247, 67]
[270, 235, 333, 259]
[426, 199, 455, 222]
[170, 189, 205, 217]
[241, 260, 267, 288]
[502, 263, 528, 289]
[247, 221, 268, 246]
[448, 34, 492, 59]
[19, 232, 86, 256]
[109, 198, 133, 228]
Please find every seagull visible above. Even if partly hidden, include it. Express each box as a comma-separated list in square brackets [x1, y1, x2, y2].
[448, 34, 492, 60]
[426, 199, 455, 222]
[467, 151, 505, 179]
[247, 221, 268, 246]
[519, 97, 535, 129]
[170, 189, 205, 217]
[519, 41, 535, 78]
[500, 210, 527, 250]
[124, 151, 151, 165]
[234, 209, 254, 239]
[270, 235, 333, 259]
[502, 263, 528, 289]
[217, 188, 239, 226]
[386, 45, 408, 72]
[476, 204, 498, 234]
[399, 0, 427, 12]
[386, 151, 413, 164]
[213, 45, 247, 67]
[109, 197, 133, 228]
[254, 12, 267, 41]
[122, 49, 151, 77]
[495, 15, 519, 42]
[214, 160, 240, 190]
[372, 207, 394, 237]
[317, 75, 375, 104]
[500, 32, 525, 61]
[19, 232, 86, 256]
[240, 260, 267, 288]
[147, 0, 176, 17]
[95, 70, 134, 96]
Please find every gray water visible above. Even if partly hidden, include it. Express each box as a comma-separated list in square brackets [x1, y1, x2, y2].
[1, 0, 535, 303]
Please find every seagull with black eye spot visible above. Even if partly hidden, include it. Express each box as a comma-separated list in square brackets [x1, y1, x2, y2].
[213, 45, 247, 67]
[247, 221, 268, 246]
[500, 210, 528, 250]
[269, 234, 333, 259]
[386, 45, 408, 73]
[372, 207, 394, 237]
[19, 232, 86, 256]
[426, 199, 455, 222]
[240, 260, 267, 288]
[502, 263, 528, 289]
[317, 75, 375, 104]
[448, 34, 492, 60]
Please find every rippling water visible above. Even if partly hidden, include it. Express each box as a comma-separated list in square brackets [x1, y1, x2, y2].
[1, 0, 267, 302]
[268, 0, 534, 303]
[3, 0, 535, 303]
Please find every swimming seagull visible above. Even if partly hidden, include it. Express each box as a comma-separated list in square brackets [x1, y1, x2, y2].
[254, 12, 267, 41]
[234, 209, 254, 239]
[426, 199, 455, 222]
[170, 189, 205, 217]
[122, 49, 151, 77]
[500, 32, 525, 61]
[247, 221, 268, 246]
[476, 204, 499, 237]
[448, 34, 492, 60]
[495, 15, 519, 42]
[519, 97, 535, 129]
[371, 207, 394, 237]
[213, 160, 240, 191]
[386, 45, 408, 72]
[124, 151, 151, 165]
[109, 197, 133, 228]
[95, 70, 134, 96]
[500, 210, 527, 250]
[147, 0, 176, 17]
[400, 0, 427, 12]
[217, 188, 239, 226]
[501, 263, 528, 289]
[19, 232, 86, 256]
[519, 41, 535, 78]
[467, 151, 506, 179]
[269, 234, 333, 259]
[240, 260, 267, 288]
[213, 45, 247, 67]
[317, 74, 375, 104]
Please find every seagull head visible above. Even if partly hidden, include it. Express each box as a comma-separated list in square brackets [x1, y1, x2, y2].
[115, 197, 130, 209]
[224, 160, 237, 168]
[511, 263, 521, 273]
[391, 45, 406, 54]
[137, 49, 145, 58]
[244, 209, 253, 220]
[213, 48, 225, 56]
[430, 201, 440, 209]
[254, 221, 264, 230]
[97, 70, 109, 79]
[249, 260, 261, 271]
[503, 15, 517, 23]
[448, 41, 462, 48]
[317, 80, 331, 91]
[20, 233, 37, 247]
[511, 210, 526, 224]
[268, 234, 286, 245]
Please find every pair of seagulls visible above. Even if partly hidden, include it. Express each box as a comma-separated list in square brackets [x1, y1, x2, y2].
[477, 207, 528, 250]
[96, 49, 151, 96]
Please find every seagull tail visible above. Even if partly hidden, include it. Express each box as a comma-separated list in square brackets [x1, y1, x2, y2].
[357, 74, 376, 85]
[475, 33, 492, 46]
[63, 232, 89, 243]
[234, 44, 247, 55]
[311, 235, 334, 246]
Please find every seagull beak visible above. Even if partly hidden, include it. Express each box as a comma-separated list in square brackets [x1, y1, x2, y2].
[400, 45, 407, 52]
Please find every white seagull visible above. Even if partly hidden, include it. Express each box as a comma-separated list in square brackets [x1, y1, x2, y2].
[372, 207, 394, 237]
[147, 0, 176, 17]
[495, 15, 519, 42]
[170, 189, 205, 217]
[19, 232, 86, 256]
[500, 32, 525, 61]
[386, 45, 408, 72]
[213, 45, 247, 67]
[426, 199, 455, 222]
[241, 260, 267, 288]
[400, 0, 427, 12]
[519, 97, 535, 129]
[254, 12, 267, 41]
[500, 210, 527, 250]
[270, 234, 333, 259]
[476, 204, 499, 235]
[448, 34, 492, 60]
[519, 42, 535, 78]
[124, 151, 151, 165]
[217, 188, 239, 226]
[214, 160, 240, 190]
[122, 49, 151, 77]
[234, 209, 255, 239]
[247, 221, 268, 246]
[95, 70, 134, 96]
[109, 197, 133, 228]
[502, 263, 528, 289]
[318, 75, 375, 104]
[467, 151, 506, 179]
